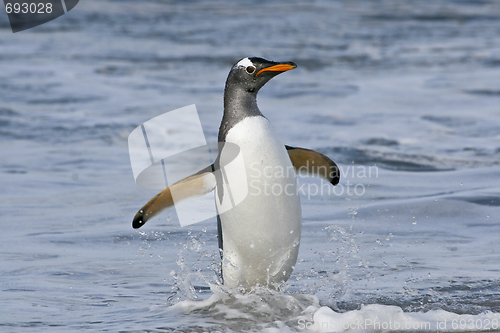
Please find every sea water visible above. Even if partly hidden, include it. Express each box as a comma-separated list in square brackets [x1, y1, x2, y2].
[1, 0, 499, 332]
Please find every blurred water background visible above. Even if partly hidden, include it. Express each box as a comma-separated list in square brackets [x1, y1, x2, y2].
[1, 0, 500, 331]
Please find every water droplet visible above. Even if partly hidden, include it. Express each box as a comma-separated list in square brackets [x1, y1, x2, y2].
[140, 210, 143, 214]
[250, 243, 255, 249]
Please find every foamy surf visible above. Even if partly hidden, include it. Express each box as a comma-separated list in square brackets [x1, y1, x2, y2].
[142, 221, 500, 333]
[170, 284, 320, 329]
[158, 282, 500, 333]
[312, 305, 500, 332]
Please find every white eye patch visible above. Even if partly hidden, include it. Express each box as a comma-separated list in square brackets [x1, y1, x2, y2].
[235, 57, 254, 68]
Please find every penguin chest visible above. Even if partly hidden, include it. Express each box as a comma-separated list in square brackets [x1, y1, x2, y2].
[216, 116, 302, 289]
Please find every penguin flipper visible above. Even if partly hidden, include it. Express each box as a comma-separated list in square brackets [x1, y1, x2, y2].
[285, 146, 340, 185]
[132, 165, 216, 229]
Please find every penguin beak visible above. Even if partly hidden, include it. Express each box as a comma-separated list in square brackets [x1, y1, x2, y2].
[256, 62, 297, 76]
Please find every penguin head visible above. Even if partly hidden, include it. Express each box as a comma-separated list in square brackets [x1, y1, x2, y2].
[226, 57, 297, 94]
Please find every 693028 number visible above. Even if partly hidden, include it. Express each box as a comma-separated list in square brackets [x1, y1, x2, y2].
[5, 2, 53, 14]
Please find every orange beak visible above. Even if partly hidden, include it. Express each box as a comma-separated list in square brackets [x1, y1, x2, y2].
[256, 63, 297, 76]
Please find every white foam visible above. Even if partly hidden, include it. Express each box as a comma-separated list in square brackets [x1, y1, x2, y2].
[162, 281, 500, 333]
[311, 304, 500, 332]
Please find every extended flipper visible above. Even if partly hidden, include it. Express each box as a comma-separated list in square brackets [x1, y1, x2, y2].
[285, 146, 340, 185]
[132, 165, 216, 229]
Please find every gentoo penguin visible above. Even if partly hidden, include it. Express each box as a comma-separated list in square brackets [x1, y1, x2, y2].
[132, 57, 339, 292]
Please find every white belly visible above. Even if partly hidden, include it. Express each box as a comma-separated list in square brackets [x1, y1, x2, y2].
[216, 116, 302, 291]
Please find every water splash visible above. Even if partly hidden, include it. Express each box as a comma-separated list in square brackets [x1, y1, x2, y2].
[167, 226, 221, 305]
[146, 220, 360, 328]
[167, 284, 321, 331]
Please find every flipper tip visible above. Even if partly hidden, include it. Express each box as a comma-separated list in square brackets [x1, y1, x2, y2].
[132, 210, 146, 229]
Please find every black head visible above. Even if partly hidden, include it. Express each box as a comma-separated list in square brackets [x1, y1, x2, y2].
[219, 57, 297, 142]
[225, 57, 297, 94]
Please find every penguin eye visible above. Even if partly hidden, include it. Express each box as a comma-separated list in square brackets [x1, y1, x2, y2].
[245, 66, 256, 74]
